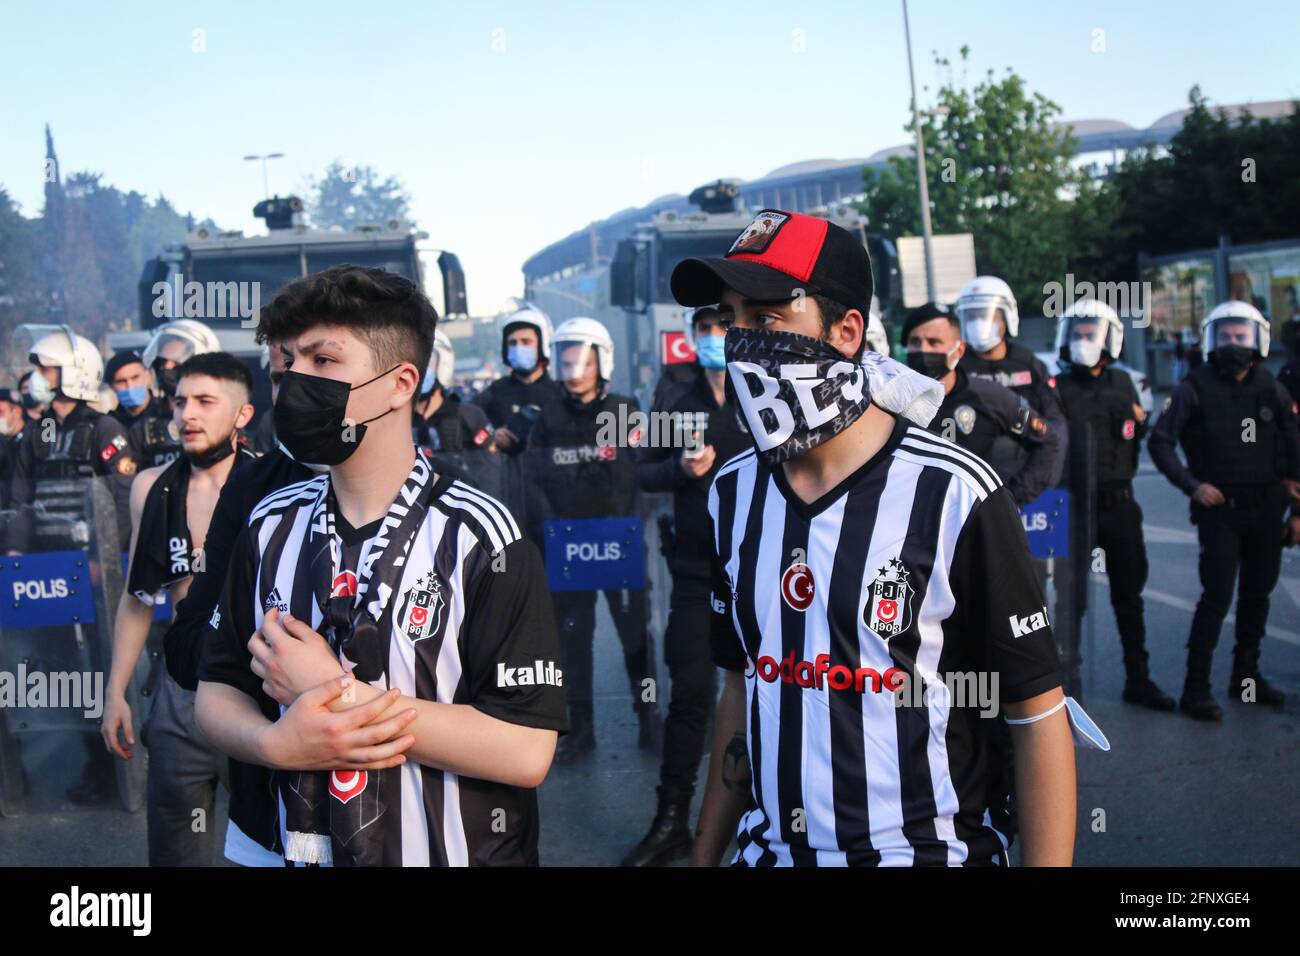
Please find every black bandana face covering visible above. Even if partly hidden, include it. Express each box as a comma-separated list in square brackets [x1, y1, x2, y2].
[725, 326, 870, 465]
[274, 367, 399, 467]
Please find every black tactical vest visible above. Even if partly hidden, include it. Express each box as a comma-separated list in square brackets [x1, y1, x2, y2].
[30, 415, 98, 549]
[138, 414, 181, 468]
[1183, 365, 1285, 486]
[1054, 367, 1140, 485]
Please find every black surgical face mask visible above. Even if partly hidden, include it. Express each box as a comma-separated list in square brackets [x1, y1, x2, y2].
[184, 434, 238, 469]
[906, 350, 952, 380]
[20, 393, 40, 411]
[1212, 346, 1255, 376]
[154, 363, 179, 398]
[273, 366, 399, 467]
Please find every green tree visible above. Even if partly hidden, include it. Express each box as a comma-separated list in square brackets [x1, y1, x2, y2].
[1091, 88, 1300, 281]
[307, 160, 412, 230]
[858, 48, 1095, 313]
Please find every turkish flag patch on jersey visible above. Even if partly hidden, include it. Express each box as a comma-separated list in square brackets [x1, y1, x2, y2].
[781, 562, 815, 611]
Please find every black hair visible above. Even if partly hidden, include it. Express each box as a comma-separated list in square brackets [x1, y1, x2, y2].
[257, 264, 436, 374]
[176, 351, 254, 402]
[813, 294, 865, 361]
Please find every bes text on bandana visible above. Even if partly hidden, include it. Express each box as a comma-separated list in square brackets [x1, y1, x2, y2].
[725, 326, 944, 466]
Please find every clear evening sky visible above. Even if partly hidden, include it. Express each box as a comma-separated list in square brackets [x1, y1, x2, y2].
[2, 0, 1296, 312]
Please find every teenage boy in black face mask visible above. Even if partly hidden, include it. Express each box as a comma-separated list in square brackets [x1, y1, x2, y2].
[196, 264, 565, 867]
[673, 210, 1082, 867]
[904, 302, 1058, 508]
[104, 352, 256, 865]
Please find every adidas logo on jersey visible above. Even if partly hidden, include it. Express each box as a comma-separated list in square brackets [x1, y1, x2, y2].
[264, 587, 289, 613]
[1008, 605, 1050, 639]
[497, 660, 563, 688]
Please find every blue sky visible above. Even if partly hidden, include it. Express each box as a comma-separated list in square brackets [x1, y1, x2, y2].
[2, 0, 1297, 311]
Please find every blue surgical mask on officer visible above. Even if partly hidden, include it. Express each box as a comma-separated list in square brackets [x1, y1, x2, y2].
[115, 385, 150, 409]
[507, 344, 538, 372]
[695, 335, 726, 370]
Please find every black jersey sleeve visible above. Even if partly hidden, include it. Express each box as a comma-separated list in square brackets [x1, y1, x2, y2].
[197, 522, 270, 711]
[707, 511, 747, 672]
[460, 537, 568, 732]
[949, 486, 1062, 703]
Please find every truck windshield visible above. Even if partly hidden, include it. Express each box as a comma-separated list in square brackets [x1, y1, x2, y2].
[655, 234, 736, 301]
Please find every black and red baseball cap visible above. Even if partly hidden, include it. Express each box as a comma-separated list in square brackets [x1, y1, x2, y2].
[670, 209, 874, 315]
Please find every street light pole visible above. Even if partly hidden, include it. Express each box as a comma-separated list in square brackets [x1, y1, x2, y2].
[902, 0, 937, 303]
[243, 152, 285, 199]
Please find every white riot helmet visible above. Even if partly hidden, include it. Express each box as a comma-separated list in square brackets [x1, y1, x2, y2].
[865, 308, 889, 355]
[553, 317, 615, 382]
[1056, 298, 1124, 368]
[28, 325, 104, 402]
[956, 276, 1019, 352]
[142, 318, 220, 368]
[500, 303, 553, 367]
[1201, 300, 1270, 362]
[422, 330, 456, 395]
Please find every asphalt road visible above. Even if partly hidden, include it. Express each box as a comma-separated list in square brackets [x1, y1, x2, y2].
[3, 446, 1298, 867]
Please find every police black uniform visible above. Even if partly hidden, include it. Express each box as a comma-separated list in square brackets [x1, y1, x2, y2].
[474, 372, 562, 452]
[961, 341, 1069, 488]
[624, 362, 750, 866]
[110, 392, 165, 430]
[930, 367, 1056, 507]
[413, 389, 493, 454]
[1055, 363, 1174, 709]
[6, 403, 138, 554]
[528, 387, 656, 762]
[126, 401, 182, 470]
[1149, 360, 1300, 718]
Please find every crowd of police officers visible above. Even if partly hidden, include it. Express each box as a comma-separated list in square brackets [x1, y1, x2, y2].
[1, 271, 1298, 866]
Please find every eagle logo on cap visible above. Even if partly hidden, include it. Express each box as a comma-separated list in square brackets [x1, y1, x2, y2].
[729, 211, 789, 256]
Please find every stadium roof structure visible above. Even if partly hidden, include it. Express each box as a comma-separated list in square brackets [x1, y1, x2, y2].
[523, 100, 1295, 284]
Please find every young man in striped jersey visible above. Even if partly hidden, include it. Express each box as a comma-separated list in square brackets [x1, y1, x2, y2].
[195, 265, 566, 866]
[673, 210, 1078, 866]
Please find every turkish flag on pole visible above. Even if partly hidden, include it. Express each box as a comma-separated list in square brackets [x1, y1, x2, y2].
[662, 331, 696, 365]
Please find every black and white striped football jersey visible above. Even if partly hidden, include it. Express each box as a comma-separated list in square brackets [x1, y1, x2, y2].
[708, 417, 1062, 866]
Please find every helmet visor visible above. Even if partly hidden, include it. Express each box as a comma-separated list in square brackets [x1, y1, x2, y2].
[957, 298, 1004, 348]
[555, 341, 597, 382]
[1207, 317, 1263, 353]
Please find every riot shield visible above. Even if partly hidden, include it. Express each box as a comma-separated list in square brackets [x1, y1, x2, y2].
[516, 442, 665, 728]
[0, 475, 152, 818]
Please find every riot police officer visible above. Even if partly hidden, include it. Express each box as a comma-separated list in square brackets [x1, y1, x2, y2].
[127, 319, 220, 468]
[957, 276, 1068, 487]
[3, 327, 139, 805]
[623, 306, 750, 867]
[5, 326, 139, 555]
[1053, 299, 1173, 710]
[0, 388, 25, 521]
[475, 303, 562, 454]
[1149, 301, 1300, 719]
[528, 318, 661, 764]
[104, 350, 159, 428]
[414, 330, 493, 454]
[904, 302, 1061, 506]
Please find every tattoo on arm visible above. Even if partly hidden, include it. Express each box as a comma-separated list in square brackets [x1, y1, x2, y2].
[721, 732, 751, 792]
